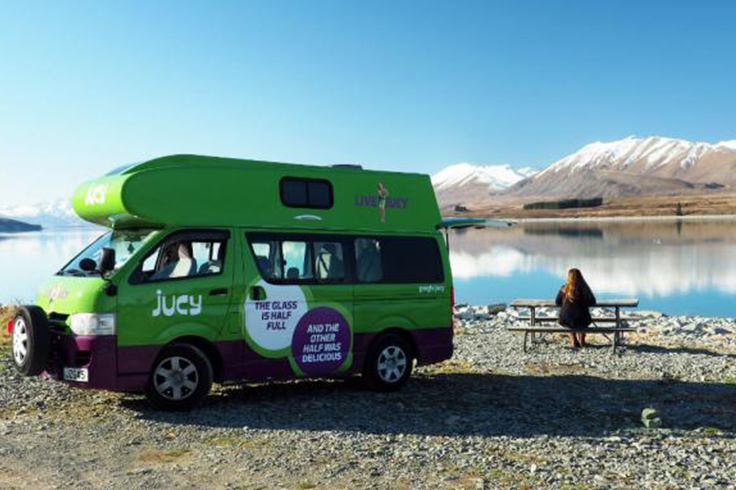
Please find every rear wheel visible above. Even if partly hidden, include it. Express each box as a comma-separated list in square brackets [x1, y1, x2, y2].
[364, 333, 414, 391]
[12, 306, 50, 377]
[145, 344, 213, 411]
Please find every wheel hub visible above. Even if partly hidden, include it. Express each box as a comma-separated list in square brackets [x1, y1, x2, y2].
[12, 318, 28, 366]
[153, 356, 198, 401]
[377, 345, 407, 383]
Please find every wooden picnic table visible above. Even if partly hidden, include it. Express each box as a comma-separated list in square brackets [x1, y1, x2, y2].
[508, 298, 640, 353]
[511, 298, 639, 328]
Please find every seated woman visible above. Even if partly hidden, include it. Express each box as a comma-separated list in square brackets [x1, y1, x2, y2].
[556, 268, 597, 348]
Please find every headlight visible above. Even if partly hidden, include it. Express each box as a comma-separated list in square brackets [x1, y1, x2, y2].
[70, 313, 116, 336]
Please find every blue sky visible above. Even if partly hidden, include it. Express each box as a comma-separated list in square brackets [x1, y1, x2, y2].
[1, 0, 735, 206]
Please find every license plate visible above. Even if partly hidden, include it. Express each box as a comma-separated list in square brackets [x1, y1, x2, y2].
[63, 367, 89, 383]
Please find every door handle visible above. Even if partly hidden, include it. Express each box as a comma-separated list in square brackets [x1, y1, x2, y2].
[249, 286, 267, 301]
[209, 288, 228, 297]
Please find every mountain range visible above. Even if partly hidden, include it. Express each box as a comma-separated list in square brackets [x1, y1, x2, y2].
[431, 163, 536, 207]
[0, 217, 42, 233]
[433, 136, 736, 209]
[0, 198, 89, 228]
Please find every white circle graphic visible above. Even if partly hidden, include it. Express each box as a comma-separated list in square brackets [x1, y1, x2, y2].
[244, 280, 308, 352]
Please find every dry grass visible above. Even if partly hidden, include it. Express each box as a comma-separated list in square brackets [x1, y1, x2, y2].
[422, 358, 479, 375]
[0, 305, 16, 350]
[446, 191, 736, 219]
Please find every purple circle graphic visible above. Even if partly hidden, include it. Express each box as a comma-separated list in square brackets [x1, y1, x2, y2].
[292, 307, 351, 375]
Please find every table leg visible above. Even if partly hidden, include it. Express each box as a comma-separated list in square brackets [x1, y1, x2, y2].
[614, 307, 622, 350]
[615, 307, 621, 328]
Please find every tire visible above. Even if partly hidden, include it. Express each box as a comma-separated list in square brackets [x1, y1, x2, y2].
[145, 343, 213, 411]
[363, 333, 414, 392]
[12, 306, 50, 377]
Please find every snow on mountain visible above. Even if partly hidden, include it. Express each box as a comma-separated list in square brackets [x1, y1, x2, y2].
[0, 198, 90, 228]
[432, 163, 537, 208]
[538, 136, 736, 177]
[717, 140, 736, 151]
[432, 163, 535, 191]
[509, 135, 736, 199]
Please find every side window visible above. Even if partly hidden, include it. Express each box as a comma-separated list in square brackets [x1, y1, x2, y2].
[282, 241, 313, 280]
[131, 231, 228, 284]
[380, 237, 444, 284]
[251, 240, 281, 280]
[142, 249, 160, 276]
[280, 178, 333, 209]
[355, 238, 382, 283]
[280, 179, 308, 207]
[314, 241, 345, 281]
[248, 234, 346, 284]
[192, 242, 223, 275]
[308, 181, 332, 208]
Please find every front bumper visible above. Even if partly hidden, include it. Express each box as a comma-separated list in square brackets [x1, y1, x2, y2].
[46, 334, 147, 392]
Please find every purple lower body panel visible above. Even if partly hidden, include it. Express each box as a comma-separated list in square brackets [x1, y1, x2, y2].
[353, 326, 454, 369]
[217, 340, 295, 382]
[50, 335, 120, 390]
[49, 326, 453, 394]
[410, 327, 454, 365]
[50, 335, 297, 393]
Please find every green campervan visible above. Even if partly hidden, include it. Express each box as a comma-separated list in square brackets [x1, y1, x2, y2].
[9, 155, 454, 410]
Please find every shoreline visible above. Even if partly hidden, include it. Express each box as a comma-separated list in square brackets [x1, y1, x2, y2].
[455, 304, 736, 348]
[455, 302, 736, 321]
[443, 213, 736, 224]
[507, 213, 736, 224]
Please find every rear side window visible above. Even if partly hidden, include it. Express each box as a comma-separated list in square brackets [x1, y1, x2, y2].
[280, 178, 333, 209]
[379, 237, 444, 284]
[282, 240, 313, 280]
[249, 234, 346, 284]
[355, 238, 383, 283]
[314, 241, 345, 281]
[251, 240, 282, 280]
[247, 233, 442, 285]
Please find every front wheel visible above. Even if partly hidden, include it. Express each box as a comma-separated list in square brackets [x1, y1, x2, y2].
[145, 344, 213, 411]
[364, 333, 414, 391]
[12, 306, 50, 377]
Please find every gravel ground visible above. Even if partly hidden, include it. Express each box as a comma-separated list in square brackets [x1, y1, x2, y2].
[1, 306, 735, 489]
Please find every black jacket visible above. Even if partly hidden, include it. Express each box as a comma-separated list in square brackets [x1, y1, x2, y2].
[556, 285, 597, 329]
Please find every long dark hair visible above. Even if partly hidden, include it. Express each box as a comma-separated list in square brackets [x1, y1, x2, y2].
[563, 268, 592, 302]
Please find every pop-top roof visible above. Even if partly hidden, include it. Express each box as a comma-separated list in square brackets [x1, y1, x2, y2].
[72, 154, 441, 233]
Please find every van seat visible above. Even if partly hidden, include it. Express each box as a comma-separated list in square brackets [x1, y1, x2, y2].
[151, 243, 197, 280]
[316, 244, 344, 280]
[198, 261, 222, 275]
[256, 256, 273, 278]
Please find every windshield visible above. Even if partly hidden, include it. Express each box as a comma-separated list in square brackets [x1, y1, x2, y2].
[58, 229, 157, 277]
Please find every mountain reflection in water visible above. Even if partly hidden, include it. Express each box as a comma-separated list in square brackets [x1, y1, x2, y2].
[0, 223, 733, 317]
[0, 229, 104, 303]
[449, 219, 736, 316]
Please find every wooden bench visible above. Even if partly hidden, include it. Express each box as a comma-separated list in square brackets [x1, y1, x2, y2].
[509, 299, 640, 354]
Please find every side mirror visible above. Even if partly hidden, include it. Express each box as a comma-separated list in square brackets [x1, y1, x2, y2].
[79, 258, 97, 272]
[100, 248, 116, 273]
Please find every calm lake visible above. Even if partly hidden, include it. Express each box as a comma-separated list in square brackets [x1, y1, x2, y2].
[1, 219, 735, 317]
